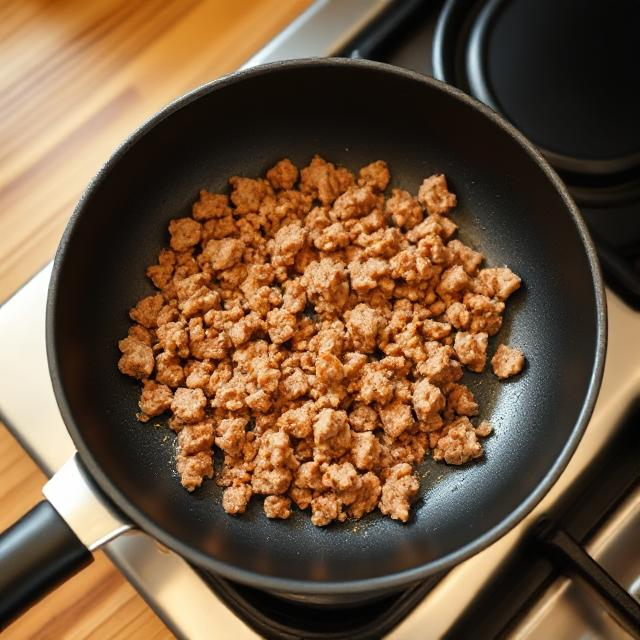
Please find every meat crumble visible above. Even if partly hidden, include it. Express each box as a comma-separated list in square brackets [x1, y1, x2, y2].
[491, 343, 525, 379]
[118, 156, 524, 526]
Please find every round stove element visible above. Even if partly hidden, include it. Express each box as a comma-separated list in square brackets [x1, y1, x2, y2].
[434, 0, 640, 177]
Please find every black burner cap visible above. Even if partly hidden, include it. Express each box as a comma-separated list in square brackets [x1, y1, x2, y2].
[435, 0, 640, 177]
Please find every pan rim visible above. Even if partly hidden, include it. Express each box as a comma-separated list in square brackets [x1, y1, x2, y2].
[46, 57, 607, 595]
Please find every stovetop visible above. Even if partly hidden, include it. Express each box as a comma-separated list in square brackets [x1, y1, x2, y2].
[1, 1, 640, 638]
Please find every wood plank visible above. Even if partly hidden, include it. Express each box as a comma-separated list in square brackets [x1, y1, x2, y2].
[0, 0, 313, 636]
[0, 0, 313, 302]
[0, 423, 173, 639]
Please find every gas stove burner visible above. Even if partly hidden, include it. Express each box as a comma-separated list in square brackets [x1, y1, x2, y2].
[432, 0, 640, 305]
[433, 0, 640, 195]
[195, 570, 441, 640]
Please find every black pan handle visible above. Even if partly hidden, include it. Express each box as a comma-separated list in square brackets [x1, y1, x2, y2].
[0, 500, 92, 629]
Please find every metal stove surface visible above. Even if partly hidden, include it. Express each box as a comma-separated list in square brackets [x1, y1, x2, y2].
[1, 1, 640, 638]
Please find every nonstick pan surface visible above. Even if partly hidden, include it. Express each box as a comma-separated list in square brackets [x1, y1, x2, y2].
[47, 58, 606, 595]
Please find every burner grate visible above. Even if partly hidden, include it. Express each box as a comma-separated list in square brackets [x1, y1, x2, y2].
[193, 570, 443, 640]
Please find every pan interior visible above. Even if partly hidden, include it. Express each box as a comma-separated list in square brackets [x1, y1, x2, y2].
[49, 61, 602, 590]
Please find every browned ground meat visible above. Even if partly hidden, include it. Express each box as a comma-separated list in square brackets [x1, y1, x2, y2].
[379, 463, 419, 522]
[491, 344, 525, 379]
[453, 331, 488, 373]
[118, 157, 523, 526]
[222, 484, 252, 514]
[264, 495, 292, 519]
[418, 174, 457, 215]
[171, 387, 207, 424]
[138, 380, 173, 420]
[118, 336, 154, 379]
[176, 450, 213, 491]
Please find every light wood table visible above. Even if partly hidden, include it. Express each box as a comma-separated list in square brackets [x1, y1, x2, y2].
[0, 0, 311, 636]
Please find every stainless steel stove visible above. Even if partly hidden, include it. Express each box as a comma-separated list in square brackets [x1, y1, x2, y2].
[1, 1, 639, 638]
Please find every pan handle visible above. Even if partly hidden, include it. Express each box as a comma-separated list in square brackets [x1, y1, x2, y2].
[0, 500, 92, 628]
[0, 455, 132, 629]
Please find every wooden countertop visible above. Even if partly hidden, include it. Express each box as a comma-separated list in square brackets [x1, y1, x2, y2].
[0, 0, 311, 637]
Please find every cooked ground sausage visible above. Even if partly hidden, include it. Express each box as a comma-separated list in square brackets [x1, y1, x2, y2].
[118, 157, 524, 526]
[491, 344, 525, 379]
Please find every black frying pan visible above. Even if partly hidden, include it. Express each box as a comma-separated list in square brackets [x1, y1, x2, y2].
[0, 58, 606, 625]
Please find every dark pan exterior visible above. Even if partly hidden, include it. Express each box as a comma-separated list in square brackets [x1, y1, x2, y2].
[46, 58, 606, 596]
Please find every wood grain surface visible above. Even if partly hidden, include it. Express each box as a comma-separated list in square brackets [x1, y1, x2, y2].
[0, 0, 311, 637]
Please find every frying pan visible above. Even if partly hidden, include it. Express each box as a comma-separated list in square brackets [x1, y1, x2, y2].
[0, 58, 606, 624]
